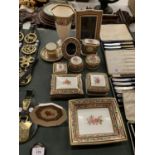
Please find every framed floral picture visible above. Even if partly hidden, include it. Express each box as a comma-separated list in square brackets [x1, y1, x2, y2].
[50, 74, 84, 98]
[69, 98, 127, 145]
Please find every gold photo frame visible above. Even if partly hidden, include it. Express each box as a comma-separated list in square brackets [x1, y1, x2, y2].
[62, 37, 81, 60]
[76, 10, 103, 40]
[50, 74, 84, 98]
[69, 98, 127, 145]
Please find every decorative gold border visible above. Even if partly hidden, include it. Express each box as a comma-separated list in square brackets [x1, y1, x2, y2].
[62, 37, 81, 60]
[50, 74, 84, 98]
[86, 73, 110, 95]
[53, 62, 68, 74]
[76, 10, 103, 40]
[69, 98, 127, 145]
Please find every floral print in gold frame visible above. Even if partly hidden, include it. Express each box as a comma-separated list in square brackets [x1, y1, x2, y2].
[69, 98, 127, 145]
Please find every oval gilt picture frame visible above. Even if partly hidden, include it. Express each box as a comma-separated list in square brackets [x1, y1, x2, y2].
[62, 37, 81, 60]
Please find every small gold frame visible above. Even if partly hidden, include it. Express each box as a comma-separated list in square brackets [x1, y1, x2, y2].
[62, 37, 81, 60]
[76, 10, 103, 40]
[50, 74, 84, 98]
[69, 98, 127, 146]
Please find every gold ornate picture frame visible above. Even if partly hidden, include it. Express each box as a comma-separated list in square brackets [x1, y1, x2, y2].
[62, 37, 81, 60]
[50, 74, 84, 98]
[76, 10, 103, 40]
[69, 98, 127, 145]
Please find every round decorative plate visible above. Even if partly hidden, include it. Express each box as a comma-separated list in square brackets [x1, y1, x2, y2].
[43, 3, 57, 17]
[30, 103, 67, 127]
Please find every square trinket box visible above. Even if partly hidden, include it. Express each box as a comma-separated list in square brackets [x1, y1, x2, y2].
[53, 62, 67, 74]
[86, 73, 110, 96]
[50, 74, 84, 99]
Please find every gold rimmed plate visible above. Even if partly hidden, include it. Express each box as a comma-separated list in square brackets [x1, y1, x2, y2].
[30, 103, 67, 127]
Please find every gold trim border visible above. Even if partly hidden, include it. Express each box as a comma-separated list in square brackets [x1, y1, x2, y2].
[76, 10, 103, 40]
[68, 97, 127, 146]
[50, 74, 84, 98]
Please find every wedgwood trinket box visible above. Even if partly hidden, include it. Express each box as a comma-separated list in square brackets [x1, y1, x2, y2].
[82, 39, 100, 55]
[50, 74, 84, 98]
[68, 56, 84, 73]
[85, 54, 101, 70]
[86, 73, 110, 96]
[53, 62, 67, 74]
[40, 42, 63, 62]
[68, 98, 127, 145]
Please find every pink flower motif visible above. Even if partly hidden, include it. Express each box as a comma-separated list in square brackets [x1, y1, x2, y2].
[94, 77, 100, 84]
[63, 79, 71, 85]
[87, 115, 103, 125]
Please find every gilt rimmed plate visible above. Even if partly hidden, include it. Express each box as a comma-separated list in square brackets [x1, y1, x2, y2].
[30, 103, 67, 127]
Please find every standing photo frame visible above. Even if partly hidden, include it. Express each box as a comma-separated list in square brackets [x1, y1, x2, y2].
[76, 10, 103, 40]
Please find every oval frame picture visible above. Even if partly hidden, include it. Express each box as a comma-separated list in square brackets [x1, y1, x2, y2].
[62, 37, 81, 60]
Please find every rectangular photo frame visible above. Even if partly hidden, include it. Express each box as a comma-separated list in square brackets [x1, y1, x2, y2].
[76, 10, 103, 40]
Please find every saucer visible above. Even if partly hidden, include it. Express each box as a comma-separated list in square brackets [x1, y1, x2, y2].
[40, 47, 63, 62]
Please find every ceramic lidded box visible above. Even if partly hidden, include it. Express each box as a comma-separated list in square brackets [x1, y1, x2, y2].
[85, 54, 101, 70]
[82, 39, 100, 55]
[68, 56, 84, 73]
[53, 62, 67, 74]
[50, 74, 84, 98]
[86, 73, 110, 96]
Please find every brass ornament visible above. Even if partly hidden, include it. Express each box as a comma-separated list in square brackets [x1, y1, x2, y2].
[19, 32, 24, 42]
[20, 0, 36, 8]
[24, 33, 37, 44]
[22, 98, 31, 111]
[20, 74, 32, 86]
[21, 44, 37, 55]
[20, 56, 35, 69]
[19, 116, 32, 143]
